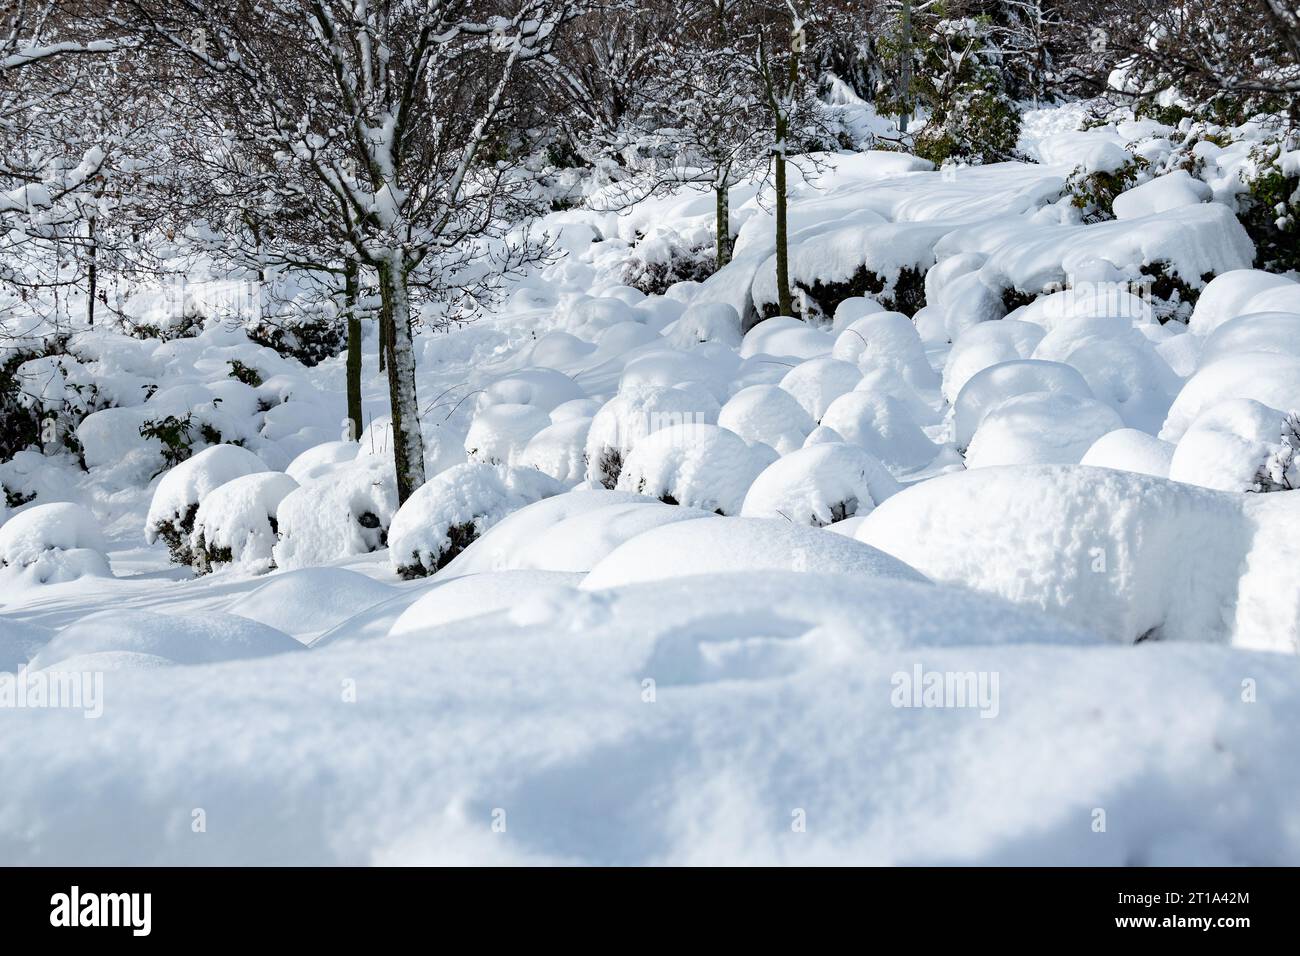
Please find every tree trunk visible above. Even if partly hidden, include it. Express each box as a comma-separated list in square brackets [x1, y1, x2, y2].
[714, 175, 732, 270]
[900, 0, 913, 133]
[86, 215, 98, 328]
[378, 258, 426, 505]
[344, 258, 363, 442]
[774, 118, 793, 318]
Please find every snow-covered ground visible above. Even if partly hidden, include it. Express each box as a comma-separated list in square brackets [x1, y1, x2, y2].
[3, 103, 1299, 865]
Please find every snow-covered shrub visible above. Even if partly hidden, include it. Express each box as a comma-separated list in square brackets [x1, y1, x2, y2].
[517, 418, 592, 485]
[190, 472, 299, 574]
[614, 423, 772, 515]
[953, 359, 1095, 449]
[1160, 351, 1300, 442]
[819, 392, 938, 473]
[272, 456, 399, 571]
[0, 345, 105, 463]
[965, 392, 1125, 468]
[739, 317, 833, 361]
[1168, 399, 1299, 493]
[246, 314, 345, 367]
[717, 384, 815, 456]
[584, 385, 721, 489]
[145, 444, 269, 565]
[856, 465, 1279, 647]
[464, 403, 552, 465]
[581, 516, 925, 590]
[1062, 148, 1149, 223]
[1080, 428, 1175, 478]
[778, 357, 862, 421]
[667, 303, 742, 349]
[620, 235, 716, 296]
[618, 350, 731, 401]
[1236, 144, 1300, 273]
[1200, 311, 1300, 367]
[740, 442, 901, 526]
[0, 502, 109, 584]
[1187, 270, 1300, 337]
[831, 310, 939, 389]
[286, 441, 359, 483]
[476, 368, 585, 414]
[909, 19, 1020, 167]
[942, 319, 1046, 403]
[388, 462, 559, 578]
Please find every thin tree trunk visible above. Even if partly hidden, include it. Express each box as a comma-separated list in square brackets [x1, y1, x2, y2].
[86, 215, 97, 328]
[378, 297, 388, 373]
[344, 258, 363, 442]
[378, 257, 426, 505]
[715, 174, 732, 270]
[900, 0, 913, 133]
[774, 118, 793, 318]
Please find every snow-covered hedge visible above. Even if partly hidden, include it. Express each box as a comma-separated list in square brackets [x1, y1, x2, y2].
[272, 457, 399, 571]
[145, 444, 270, 565]
[190, 471, 299, 574]
[614, 423, 773, 515]
[0, 502, 109, 584]
[387, 463, 560, 578]
[740, 442, 901, 526]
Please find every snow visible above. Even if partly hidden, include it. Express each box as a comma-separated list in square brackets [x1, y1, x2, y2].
[387, 462, 559, 577]
[740, 443, 902, 526]
[144, 444, 270, 547]
[190, 471, 299, 573]
[965, 392, 1125, 468]
[953, 359, 1095, 449]
[1167, 399, 1294, 492]
[582, 518, 926, 590]
[4, 98, 1300, 865]
[272, 457, 399, 571]
[1080, 428, 1175, 478]
[1112, 169, 1211, 220]
[614, 423, 772, 515]
[0, 502, 109, 584]
[859, 466, 1284, 647]
[717, 384, 815, 456]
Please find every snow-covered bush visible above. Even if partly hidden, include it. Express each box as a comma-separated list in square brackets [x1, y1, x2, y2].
[942, 319, 1046, 403]
[190, 472, 300, 574]
[614, 423, 772, 515]
[778, 357, 862, 421]
[1168, 399, 1299, 493]
[245, 314, 345, 367]
[740, 443, 901, 526]
[819, 391, 938, 474]
[584, 385, 720, 489]
[476, 368, 585, 414]
[388, 462, 559, 578]
[831, 310, 938, 389]
[517, 417, 592, 486]
[621, 235, 716, 296]
[464, 403, 552, 465]
[965, 392, 1124, 468]
[0, 502, 109, 584]
[667, 303, 742, 349]
[1062, 147, 1149, 223]
[953, 360, 1095, 449]
[272, 457, 398, 571]
[145, 445, 270, 565]
[1160, 351, 1300, 442]
[717, 384, 815, 456]
[1080, 428, 1175, 478]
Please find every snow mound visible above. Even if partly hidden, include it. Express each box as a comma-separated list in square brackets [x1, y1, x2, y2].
[389, 570, 585, 634]
[965, 392, 1125, 468]
[717, 384, 815, 456]
[1080, 428, 1175, 478]
[285, 441, 358, 483]
[228, 567, 399, 640]
[831, 311, 939, 389]
[584, 385, 721, 488]
[387, 463, 559, 578]
[953, 359, 1094, 449]
[1189, 270, 1300, 336]
[779, 357, 862, 420]
[943, 319, 1046, 403]
[464, 403, 552, 466]
[0, 502, 106, 572]
[819, 392, 938, 474]
[1112, 169, 1211, 220]
[740, 317, 833, 360]
[476, 368, 585, 413]
[1168, 399, 1297, 492]
[741, 443, 902, 526]
[190, 472, 299, 573]
[667, 302, 742, 349]
[145, 445, 270, 560]
[0, 618, 52, 671]
[614, 423, 772, 515]
[29, 609, 302, 669]
[857, 465, 1284, 647]
[1160, 352, 1300, 442]
[272, 457, 398, 571]
[1199, 311, 1300, 367]
[517, 417, 592, 485]
[583, 515, 924, 590]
